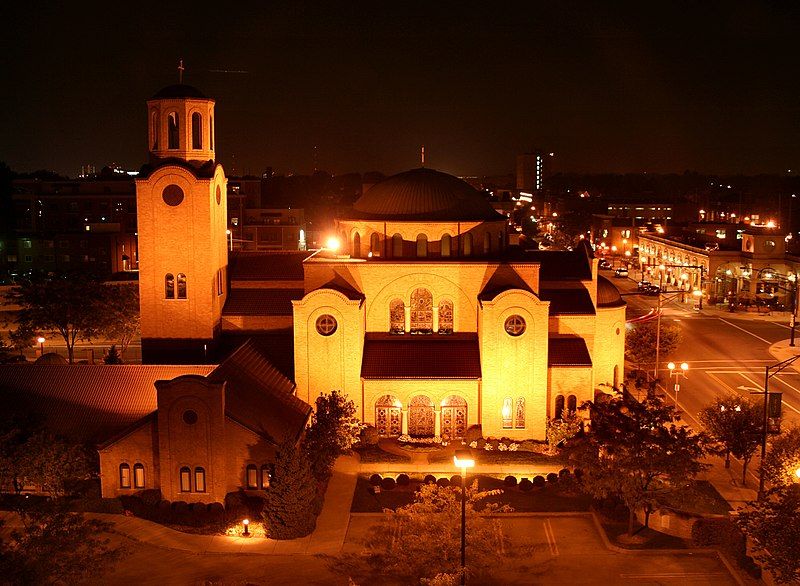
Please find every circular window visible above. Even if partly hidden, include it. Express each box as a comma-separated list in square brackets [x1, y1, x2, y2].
[162, 184, 185, 206]
[764, 240, 776, 252]
[316, 315, 337, 336]
[504, 315, 526, 336]
[216, 185, 222, 205]
[182, 410, 198, 425]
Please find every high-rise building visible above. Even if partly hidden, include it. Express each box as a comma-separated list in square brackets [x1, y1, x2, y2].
[516, 151, 553, 192]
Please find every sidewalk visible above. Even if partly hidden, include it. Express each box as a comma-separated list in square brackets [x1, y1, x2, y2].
[768, 338, 800, 368]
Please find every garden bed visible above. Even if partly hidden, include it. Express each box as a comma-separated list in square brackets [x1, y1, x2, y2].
[600, 521, 691, 549]
[427, 449, 563, 466]
[350, 474, 592, 513]
[354, 445, 411, 463]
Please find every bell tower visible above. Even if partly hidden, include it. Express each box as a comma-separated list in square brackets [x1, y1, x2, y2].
[136, 75, 228, 363]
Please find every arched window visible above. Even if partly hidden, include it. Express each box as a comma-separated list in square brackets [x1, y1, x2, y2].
[370, 233, 380, 256]
[554, 395, 565, 420]
[119, 463, 131, 489]
[515, 397, 525, 429]
[441, 234, 451, 257]
[483, 232, 491, 254]
[464, 233, 473, 256]
[210, 115, 214, 149]
[392, 234, 403, 258]
[438, 299, 453, 334]
[165, 273, 175, 299]
[179, 467, 191, 492]
[194, 467, 206, 492]
[191, 113, 202, 149]
[168, 112, 179, 149]
[502, 397, 513, 428]
[567, 395, 577, 414]
[390, 299, 405, 334]
[246, 464, 258, 489]
[177, 273, 187, 299]
[410, 288, 433, 333]
[416, 234, 428, 257]
[352, 233, 361, 258]
[133, 463, 145, 489]
[260, 464, 271, 489]
[151, 111, 158, 149]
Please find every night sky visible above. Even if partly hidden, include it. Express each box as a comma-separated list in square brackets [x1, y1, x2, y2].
[2, 1, 800, 177]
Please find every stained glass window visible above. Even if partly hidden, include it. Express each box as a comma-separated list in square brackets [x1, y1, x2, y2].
[410, 288, 433, 333]
[515, 397, 525, 429]
[502, 397, 513, 428]
[390, 299, 405, 334]
[438, 299, 453, 334]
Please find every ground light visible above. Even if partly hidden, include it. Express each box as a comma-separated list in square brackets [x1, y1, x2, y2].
[37, 336, 45, 356]
[453, 449, 474, 585]
[242, 518, 250, 537]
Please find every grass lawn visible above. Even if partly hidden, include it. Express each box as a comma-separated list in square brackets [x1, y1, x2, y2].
[353, 445, 411, 464]
[351, 474, 592, 513]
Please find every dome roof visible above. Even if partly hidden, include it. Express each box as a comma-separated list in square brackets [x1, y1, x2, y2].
[351, 168, 504, 221]
[152, 84, 208, 100]
[597, 275, 626, 308]
[35, 352, 68, 365]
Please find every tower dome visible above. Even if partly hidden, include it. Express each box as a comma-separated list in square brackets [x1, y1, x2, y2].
[147, 82, 215, 165]
[352, 168, 504, 221]
[597, 275, 626, 308]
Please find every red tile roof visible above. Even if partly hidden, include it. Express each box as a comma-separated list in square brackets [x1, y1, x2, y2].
[361, 333, 481, 379]
[548, 336, 592, 367]
[209, 340, 311, 444]
[223, 288, 304, 316]
[539, 288, 596, 315]
[229, 251, 311, 281]
[0, 365, 214, 443]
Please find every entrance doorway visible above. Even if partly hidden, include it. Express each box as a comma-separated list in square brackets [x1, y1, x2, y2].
[441, 395, 467, 438]
[408, 395, 435, 437]
[375, 395, 402, 436]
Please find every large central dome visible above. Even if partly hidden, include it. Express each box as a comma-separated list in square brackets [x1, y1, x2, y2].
[351, 168, 504, 221]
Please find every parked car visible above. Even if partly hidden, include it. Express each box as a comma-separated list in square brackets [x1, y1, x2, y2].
[598, 259, 613, 270]
[637, 280, 651, 291]
[614, 267, 629, 278]
[642, 284, 661, 296]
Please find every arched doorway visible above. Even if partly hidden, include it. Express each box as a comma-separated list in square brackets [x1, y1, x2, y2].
[408, 395, 435, 437]
[375, 395, 402, 436]
[441, 395, 467, 438]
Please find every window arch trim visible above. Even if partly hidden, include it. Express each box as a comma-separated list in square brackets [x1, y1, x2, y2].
[133, 463, 145, 489]
[119, 463, 131, 489]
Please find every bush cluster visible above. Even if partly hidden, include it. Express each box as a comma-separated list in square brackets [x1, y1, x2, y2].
[119, 490, 226, 528]
[691, 518, 761, 578]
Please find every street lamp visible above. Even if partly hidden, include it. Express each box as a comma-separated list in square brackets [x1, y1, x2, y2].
[37, 336, 45, 356]
[453, 449, 475, 585]
[226, 229, 233, 252]
[667, 362, 689, 410]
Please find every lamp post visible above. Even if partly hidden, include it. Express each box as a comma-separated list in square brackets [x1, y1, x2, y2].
[242, 518, 250, 537]
[667, 362, 689, 410]
[37, 336, 45, 357]
[453, 449, 475, 585]
[226, 229, 233, 252]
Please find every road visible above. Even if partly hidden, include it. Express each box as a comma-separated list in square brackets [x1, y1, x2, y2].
[610, 269, 800, 430]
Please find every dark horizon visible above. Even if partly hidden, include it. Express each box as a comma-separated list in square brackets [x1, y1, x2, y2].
[3, 2, 800, 178]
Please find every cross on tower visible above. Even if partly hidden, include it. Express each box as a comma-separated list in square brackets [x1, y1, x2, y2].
[178, 59, 184, 83]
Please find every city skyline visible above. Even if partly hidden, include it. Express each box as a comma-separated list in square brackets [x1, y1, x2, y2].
[3, 2, 800, 177]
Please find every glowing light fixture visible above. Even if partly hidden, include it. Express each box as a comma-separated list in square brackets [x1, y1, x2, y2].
[325, 237, 341, 252]
[242, 518, 250, 536]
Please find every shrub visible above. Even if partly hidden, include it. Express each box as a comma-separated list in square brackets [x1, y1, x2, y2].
[207, 502, 225, 524]
[224, 491, 249, 524]
[464, 424, 483, 444]
[380, 477, 396, 491]
[503, 476, 517, 487]
[360, 424, 380, 446]
[546, 472, 559, 483]
[158, 499, 171, 513]
[518, 478, 533, 492]
[139, 488, 162, 507]
[559, 468, 571, 479]
[450, 475, 462, 487]
[436, 477, 451, 488]
[423, 474, 436, 484]
[532, 476, 546, 488]
[396, 473, 410, 487]
[369, 473, 382, 486]
[691, 518, 746, 557]
[573, 468, 584, 479]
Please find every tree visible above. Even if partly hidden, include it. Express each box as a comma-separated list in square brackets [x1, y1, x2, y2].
[98, 285, 140, 358]
[357, 482, 511, 584]
[8, 324, 36, 358]
[761, 425, 800, 489]
[625, 320, 681, 372]
[6, 275, 109, 363]
[0, 505, 125, 584]
[566, 392, 709, 535]
[0, 415, 30, 494]
[736, 485, 800, 584]
[302, 390, 359, 481]
[264, 437, 318, 539]
[20, 430, 94, 497]
[546, 413, 582, 455]
[104, 344, 123, 364]
[699, 394, 762, 484]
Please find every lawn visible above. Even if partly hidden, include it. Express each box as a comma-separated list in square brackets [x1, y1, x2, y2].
[350, 474, 592, 513]
[353, 445, 411, 464]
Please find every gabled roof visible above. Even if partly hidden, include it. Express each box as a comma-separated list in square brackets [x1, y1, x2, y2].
[229, 251, 311, 281]
[548, 336, 592, 367]
[478, 265, 534, 301]
[0, 365, 214, 443]
[222, 288, 304, 316]
[361, 333, 481, 379]
[314, 273, 365, 301]
[208, 339, 311, 444]
[539, 288, 596, 315]
[528, 250, 593, 281]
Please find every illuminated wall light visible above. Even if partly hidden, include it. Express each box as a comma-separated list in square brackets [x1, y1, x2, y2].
[325, 237, 341, 251]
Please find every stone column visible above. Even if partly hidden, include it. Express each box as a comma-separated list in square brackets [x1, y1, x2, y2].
[405, 305, 411, 333]
[432, 305, 439, 333]
[434, 407, 441, 437]
[401, 409, 409, 435]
